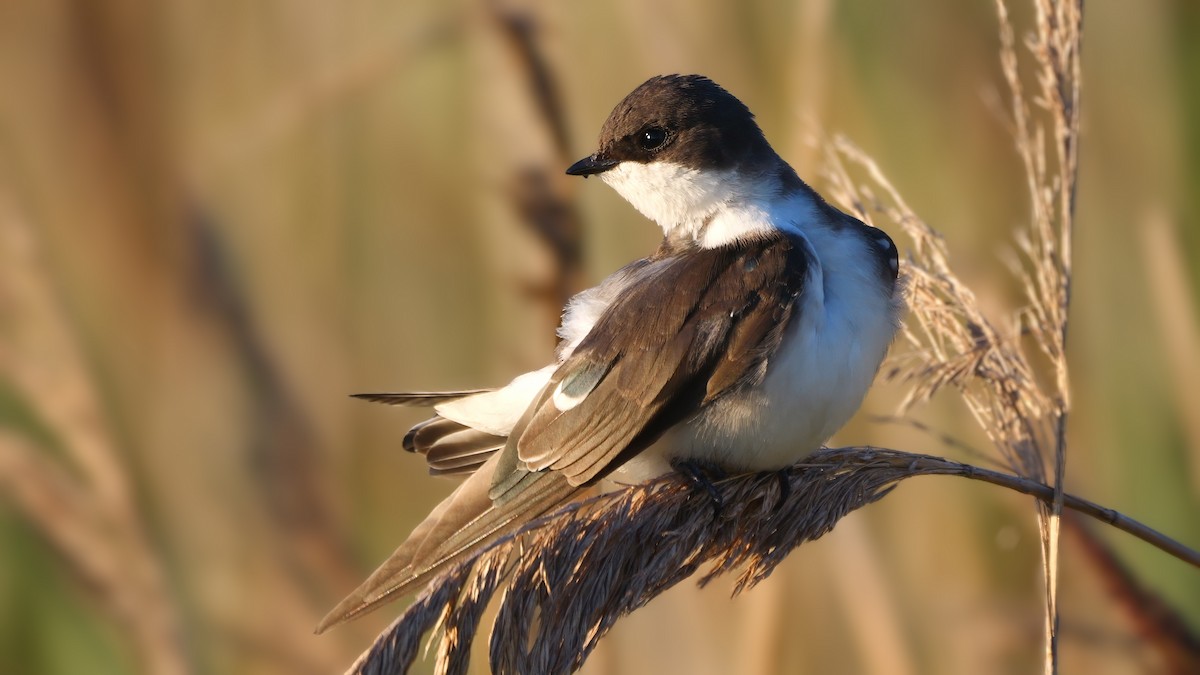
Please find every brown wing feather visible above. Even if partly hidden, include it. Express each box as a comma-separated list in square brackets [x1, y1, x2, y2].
[492, 232, 810, 498]
[705, 285, 795, 401]
[316, 455, 577, 632]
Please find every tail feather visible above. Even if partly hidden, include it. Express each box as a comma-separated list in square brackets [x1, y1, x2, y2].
[351, 390, 493, 407]
[402, 416, 507, 476]
[403, 416, 464, 453]
[425, 431, 505, 473]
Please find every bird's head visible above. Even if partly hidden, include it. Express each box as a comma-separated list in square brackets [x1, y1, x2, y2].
[567, 75, 782, 235]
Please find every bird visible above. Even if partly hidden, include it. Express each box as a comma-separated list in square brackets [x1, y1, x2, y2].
[316, 74, 903, 633]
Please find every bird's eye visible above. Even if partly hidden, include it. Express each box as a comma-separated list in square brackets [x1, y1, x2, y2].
[639, 127, 668, 151]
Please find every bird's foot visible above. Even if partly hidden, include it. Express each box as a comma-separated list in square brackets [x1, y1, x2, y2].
[670, 458, 727, 517]
[773, 470, 793, 512]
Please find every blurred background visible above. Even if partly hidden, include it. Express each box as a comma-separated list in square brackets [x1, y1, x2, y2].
[0, 0, 1198, 673]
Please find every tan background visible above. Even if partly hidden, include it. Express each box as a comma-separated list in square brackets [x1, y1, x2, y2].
[0, 0, 1197, 673]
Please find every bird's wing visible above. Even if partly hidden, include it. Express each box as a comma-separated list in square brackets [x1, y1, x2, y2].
[316, 232, 811, 633]
[419, 232, 809, 581]
[491, 232, 811, 496]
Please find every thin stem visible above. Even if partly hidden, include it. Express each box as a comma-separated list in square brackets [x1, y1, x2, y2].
[894, 454, 1200, 568]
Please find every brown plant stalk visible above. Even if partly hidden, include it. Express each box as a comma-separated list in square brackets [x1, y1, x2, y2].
[344, 447, 1199, 675]
[489, 5, 588, 327]
[818, 3, 1083, 670]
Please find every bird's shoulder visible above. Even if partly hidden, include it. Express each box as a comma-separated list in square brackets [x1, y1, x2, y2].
[583, 229, 811, 352]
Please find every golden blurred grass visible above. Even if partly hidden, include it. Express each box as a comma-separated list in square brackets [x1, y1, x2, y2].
[0, 1, 1197, 674]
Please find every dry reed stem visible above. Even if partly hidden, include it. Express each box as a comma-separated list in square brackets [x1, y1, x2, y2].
[999, 3, 1083, 664]
[344, 447, 1199, 675]
[0, 195, 189, 675]
[818, 2, 1083, 669]
[998, 2, 1082, 669]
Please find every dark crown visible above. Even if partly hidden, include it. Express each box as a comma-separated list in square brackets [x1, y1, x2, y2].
[594, 75, 773, 171]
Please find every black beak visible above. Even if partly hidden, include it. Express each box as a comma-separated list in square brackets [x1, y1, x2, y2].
[566, 154, 617, 177]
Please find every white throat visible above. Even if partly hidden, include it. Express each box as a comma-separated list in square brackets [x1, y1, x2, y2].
[600, 160, 811, 248]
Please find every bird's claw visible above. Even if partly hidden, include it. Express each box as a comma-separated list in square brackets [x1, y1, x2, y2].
[670, 458, 726, 517]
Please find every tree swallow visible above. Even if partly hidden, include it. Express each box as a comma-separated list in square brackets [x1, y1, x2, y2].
[317, 74, 903, 633]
